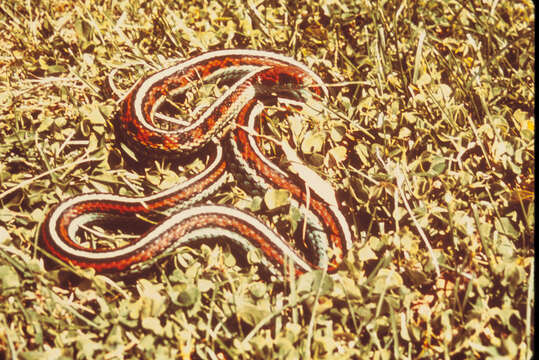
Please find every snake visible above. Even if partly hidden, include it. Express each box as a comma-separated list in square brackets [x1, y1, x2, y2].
[40, 49, 353, 276]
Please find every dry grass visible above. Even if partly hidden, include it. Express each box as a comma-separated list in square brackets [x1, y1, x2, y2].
[0, 0, 534, 359]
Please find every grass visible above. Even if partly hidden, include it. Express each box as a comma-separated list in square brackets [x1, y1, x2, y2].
[0, 0, 534, 359]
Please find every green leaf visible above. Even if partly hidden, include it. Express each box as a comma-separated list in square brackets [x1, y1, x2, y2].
[357, 245, 377, 262]
[264, 189, 290, 210]
[495, 217, 520, 240]
[296, 270, 333, 296]
[176, 285, 200, 308]
[330, 125, 345, 142]
[326, 145, 347, 165]
[249, 196, 263, 212]
[237, 302, 270, 326]
[0, 226, 12, 244]
[76, 333, 103, 359]
[137, 280, 168, 317]
[197, 279, 214, 292]
[139, 334, 156, 352]
[142, 317, 165, 336]
[80, 102, 106, 125]
[248, 282, 267, 299]
[45, 64, 66, 75]
[0, 265, 20, 292]
[20, 349, 63, 360]
[301, 131, 325, 154]
[372, 269, 403, 294]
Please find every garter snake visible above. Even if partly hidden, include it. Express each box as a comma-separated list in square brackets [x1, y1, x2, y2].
[40, 49, 353, 275]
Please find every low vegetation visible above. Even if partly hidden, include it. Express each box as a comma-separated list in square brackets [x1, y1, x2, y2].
[0, 0, 534, 358]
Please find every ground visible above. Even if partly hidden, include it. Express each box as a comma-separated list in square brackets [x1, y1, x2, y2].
[0, 0, 534, 359]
